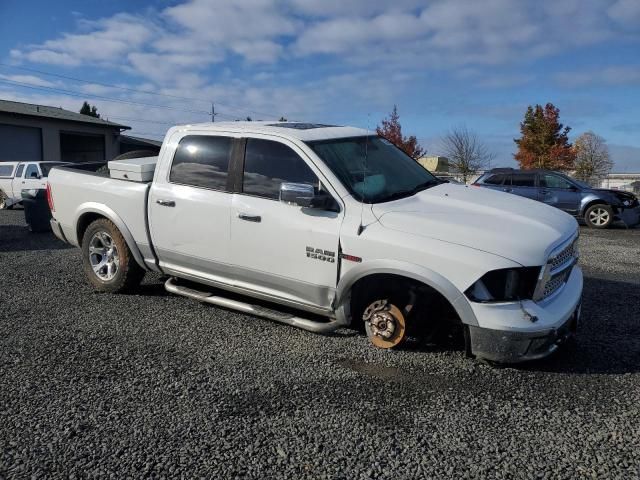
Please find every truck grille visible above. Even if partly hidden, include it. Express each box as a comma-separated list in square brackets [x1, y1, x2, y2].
[542, 268, 572, 299]
[536, 236, 579, 301]
[549, 239, 578, 273]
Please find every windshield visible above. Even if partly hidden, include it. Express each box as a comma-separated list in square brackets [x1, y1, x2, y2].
[307, 136, 439, 203]
[40, 162, 68, 177]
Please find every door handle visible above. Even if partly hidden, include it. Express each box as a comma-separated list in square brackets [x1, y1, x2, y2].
[238, 213, 261, 223]
[156, 199, 175, 207]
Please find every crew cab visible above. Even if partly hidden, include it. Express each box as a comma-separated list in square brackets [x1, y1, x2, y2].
[0, 161, 68, 209]
[47, 122, 583, 363]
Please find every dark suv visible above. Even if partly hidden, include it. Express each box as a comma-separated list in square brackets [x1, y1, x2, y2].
[474, 168, 640, 228]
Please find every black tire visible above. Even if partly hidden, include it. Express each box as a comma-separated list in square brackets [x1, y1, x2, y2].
[584, 204, 613, 229]
[0, 190, 7, 210]
[81, 218, 145, 293]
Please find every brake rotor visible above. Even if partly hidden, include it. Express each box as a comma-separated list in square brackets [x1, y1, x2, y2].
[363, 299, 407, 349]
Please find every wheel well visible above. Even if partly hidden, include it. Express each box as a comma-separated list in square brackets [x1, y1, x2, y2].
[348, 273, 461, 328]
[581, 200, 611, 216]
[76, 212, 106, 244]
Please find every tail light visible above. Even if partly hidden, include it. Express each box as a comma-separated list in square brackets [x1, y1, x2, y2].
[46, 182, 55, 212]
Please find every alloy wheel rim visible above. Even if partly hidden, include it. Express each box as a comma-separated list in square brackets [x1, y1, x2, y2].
[589, 208, 610, 226]
[89, 231, 119, 281]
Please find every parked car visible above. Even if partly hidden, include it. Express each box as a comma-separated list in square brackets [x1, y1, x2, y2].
[474, 168, 640, 229]
[0, 161, 69, 209]
[47, 122, 582, 363]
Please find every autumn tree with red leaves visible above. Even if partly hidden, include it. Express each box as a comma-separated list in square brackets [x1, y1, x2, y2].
[514, 103, 576, 170]
[377, 105, 425, 159]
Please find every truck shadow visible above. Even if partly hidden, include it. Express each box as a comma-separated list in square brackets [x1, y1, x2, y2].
[385, 275, 640, 375]
[520, 275, 640, 375]
[0, 224, 73, 252]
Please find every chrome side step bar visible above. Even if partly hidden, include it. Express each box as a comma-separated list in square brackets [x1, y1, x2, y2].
[164, 277, 347, 334]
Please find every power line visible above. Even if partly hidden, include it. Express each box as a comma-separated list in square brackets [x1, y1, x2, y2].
[0, 62, 287, 120]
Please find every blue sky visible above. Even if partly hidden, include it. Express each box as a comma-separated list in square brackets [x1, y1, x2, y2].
[1, 0, 639, 170]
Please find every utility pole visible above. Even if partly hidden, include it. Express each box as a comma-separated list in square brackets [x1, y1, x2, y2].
[211, 102, 216, 122]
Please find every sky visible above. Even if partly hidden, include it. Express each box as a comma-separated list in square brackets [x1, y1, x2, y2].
[0, 0, 639, 171]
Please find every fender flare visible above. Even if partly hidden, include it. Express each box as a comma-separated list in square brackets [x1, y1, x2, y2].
[335, 259, 478, 326]
[73, 202, 149, 271]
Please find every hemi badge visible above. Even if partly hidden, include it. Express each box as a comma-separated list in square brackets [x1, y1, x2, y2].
[340, 253, 362, 263]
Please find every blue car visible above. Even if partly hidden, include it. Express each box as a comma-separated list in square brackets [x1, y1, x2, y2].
[474, 168, 640, 229]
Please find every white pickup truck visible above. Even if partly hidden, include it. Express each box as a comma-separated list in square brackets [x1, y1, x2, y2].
[47, 122, 583, 363]
[0, 161, 68, 209]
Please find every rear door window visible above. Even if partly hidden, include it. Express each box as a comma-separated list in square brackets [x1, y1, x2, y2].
[15, 164, 25, 178]
[169, 135, 232, 190]
[512, 173, 536, 187]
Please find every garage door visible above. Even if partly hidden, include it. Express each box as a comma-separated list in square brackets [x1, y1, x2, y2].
[0, 124, 42, 162]
[60, 132, 105, 162]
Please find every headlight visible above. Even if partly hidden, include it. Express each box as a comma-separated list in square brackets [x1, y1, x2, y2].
[465, 267, 541, 302]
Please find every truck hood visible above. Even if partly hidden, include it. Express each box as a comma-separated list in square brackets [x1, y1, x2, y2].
[372, 183, 577, 266]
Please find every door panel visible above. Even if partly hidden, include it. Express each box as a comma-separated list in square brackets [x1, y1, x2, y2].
[21, 163, 46, 191]
[510, 173, 538, 200]
[150, 182, 232, 279]
[539, 173, 580, 214]
[148, 134, 234, 281]
[230, 137, 342, 309]
[231, 195, 340, 308]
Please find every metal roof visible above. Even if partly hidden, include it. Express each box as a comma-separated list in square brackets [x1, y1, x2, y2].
[0, 99, 130, 129]
[120, 134, 163, 147]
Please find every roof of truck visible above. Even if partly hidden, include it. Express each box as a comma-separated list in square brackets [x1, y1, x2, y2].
[174, 121, 371, 142]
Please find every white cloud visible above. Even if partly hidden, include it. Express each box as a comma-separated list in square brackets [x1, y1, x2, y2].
[608, 0, 640, 27]
[27, 13, 153, 65]
[0, 74, 55, 87]
[24, 50, 81, 66]
[554, 66, 640, 87]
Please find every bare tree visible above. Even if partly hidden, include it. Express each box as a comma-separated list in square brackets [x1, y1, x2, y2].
[574, 131, 613, 186]
[439, 125, 494, 183]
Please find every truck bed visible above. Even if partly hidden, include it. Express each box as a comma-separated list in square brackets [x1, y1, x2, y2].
[47, 166, 152, 253]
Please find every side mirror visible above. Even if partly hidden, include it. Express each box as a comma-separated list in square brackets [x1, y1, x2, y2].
[279, 182, 315, 207]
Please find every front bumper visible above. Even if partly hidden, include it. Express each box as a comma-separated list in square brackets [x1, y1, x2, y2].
[468, 304, 580, 363]
[465, 265, 583, 363]
[616, 206, 640, 227]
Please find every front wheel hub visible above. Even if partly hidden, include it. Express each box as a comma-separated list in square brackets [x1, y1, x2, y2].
[363, 300, 407, 349]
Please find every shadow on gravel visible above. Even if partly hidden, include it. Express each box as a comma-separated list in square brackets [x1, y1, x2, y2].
[345, 274, 640, 376]
[521, 275, 640, 375]
[0, 225, 72, 252]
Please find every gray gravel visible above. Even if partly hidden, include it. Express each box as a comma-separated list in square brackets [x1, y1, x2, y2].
[1, 209, 639, 479]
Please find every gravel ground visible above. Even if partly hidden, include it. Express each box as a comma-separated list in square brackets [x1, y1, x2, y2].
[1, 209, 639, 479]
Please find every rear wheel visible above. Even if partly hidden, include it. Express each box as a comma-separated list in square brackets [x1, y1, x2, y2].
[81, 219, 144, 293]
[0, 190, 13, 210]
[584, 204, 613, 228]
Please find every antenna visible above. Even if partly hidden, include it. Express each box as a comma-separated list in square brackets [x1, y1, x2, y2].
[357, 114, 371, 236]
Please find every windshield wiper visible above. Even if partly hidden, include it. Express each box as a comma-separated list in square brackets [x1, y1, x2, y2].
[375, 180, 437, 203]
